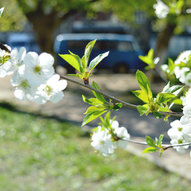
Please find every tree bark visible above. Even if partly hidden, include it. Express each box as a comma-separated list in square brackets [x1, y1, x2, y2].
[154, 20, 177, 78]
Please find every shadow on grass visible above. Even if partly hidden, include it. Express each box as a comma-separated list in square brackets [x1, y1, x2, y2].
[0, 101, 91, 138]
[0, 101, 71, 122]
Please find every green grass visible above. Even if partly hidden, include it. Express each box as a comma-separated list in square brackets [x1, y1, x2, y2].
[0, 103, 190, 191]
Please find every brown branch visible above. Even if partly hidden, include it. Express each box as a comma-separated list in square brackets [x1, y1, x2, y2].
[120, 137, 191, 151]
[60, 75, 183, 117]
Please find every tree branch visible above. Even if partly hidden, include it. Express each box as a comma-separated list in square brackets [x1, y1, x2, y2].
[120, 137, 191, 151]
[60, 75, 183, 117]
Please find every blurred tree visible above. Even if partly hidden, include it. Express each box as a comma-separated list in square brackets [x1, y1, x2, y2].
[154, 0, 191, 74]
[100, 0, 191, 69]
[16, 0, 99, 56]
[0, 0, 26, 31]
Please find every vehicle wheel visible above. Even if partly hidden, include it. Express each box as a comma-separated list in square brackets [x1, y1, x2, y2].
[113, 63, 129, 73]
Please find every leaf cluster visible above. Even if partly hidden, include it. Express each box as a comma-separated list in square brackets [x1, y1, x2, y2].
[132, 70, 183, 120]
[142, 135, 164, 156]
[59, 40, 109, 84]
[162, 55, 191, 84]
[82, 81, 122, 126]
[139, 49, 157, 70]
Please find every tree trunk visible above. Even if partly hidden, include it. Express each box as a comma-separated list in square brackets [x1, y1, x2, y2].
[154, 21, 177, 78]
[25, 11, 61, 56]
[16, 1, 77, 69]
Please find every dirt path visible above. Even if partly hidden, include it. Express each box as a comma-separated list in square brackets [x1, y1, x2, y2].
[1, 74, 191, 180]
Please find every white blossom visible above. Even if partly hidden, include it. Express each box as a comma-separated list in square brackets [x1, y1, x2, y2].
[91, 126, 115, 157]
[174, 67, 189, 84]
[11, 72, 38, 101]
[168, 119, 191, 154]
[0, 46, 12, 77]
[173, 51, 191, 85]
[32, 74, 67, 104]
[111, 120, 130, 149]
[153, 0, 169, 19]
[23, 52, 55, 86]
[174, 50, 191, 65]
[91, 120, 130, 156]
[181, 88, 191, 106]
[9, 47, 26, 73]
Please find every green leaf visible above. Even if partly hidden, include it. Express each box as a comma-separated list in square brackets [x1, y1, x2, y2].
[146, 136, 156, 147]
[153, 112, 162, 119]
[59, 54, 82, 72]
[148, 49, 154, 58]
[84, 40, 96, 67]
[137, 104, 149, 116]
[168, 58, 175, 74]
[139, 55, 152, 65]
[92, 81, 106, 103]
[0, 7, 4, 17]
[82, 110, 106, 126]
[156, 93, 176, 104]
[158, 107, 170, 112]
[164, 114, 170, 122]
[68, 74, 78, 77]
[113, 103, 123, 110]
[68, 51, 84, 73]
[136, 70, 153, 102]
[82, 95, 92, 105]
[89, 51, 109, 71]
[158, 134, 164, 147]
[139, 49, 155, 70]
[104, 112, 111, 127]
[82, 55, 86, 70]
[87, 98, 104, 106]
[172, 98, 182, 105]
[162, 83, 183, 95]
[142, 147, 158, 154]
[84, 106, 105, 114]
[82, 95, 104, 106]
[132, 90, 149, 103]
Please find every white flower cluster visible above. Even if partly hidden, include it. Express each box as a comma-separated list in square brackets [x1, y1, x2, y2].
[153, 0, 169, 19]
[168, 119, 191, 154]
[160, 49, 191, 154]
[91, 120, 130, 156]
[174, 50, 191, 86]
[0, 47, 67, 104]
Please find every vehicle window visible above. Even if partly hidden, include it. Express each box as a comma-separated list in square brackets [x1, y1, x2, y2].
[94, 41, 118, 50]
[117, 42, 133, 51]
[67, 40, 134, 51]
[10, 42, 26, 47]
[68, 40, 89, 49]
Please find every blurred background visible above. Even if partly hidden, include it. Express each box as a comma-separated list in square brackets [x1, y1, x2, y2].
[0, 0, 191, 190]
[0, 0, 191, 73]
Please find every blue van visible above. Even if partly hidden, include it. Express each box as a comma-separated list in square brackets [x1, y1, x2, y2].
[54, 33, 144, 73]
[7, 33, 40, 53]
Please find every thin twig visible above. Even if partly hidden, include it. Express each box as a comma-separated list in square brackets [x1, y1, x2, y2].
[60, 75, 183, 117]
[60, 75, 191, 151]
[121, 138, 191, 150]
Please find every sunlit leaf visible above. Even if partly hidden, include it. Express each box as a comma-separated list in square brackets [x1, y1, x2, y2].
[89, 51, 109, 71]
[84, 40, 96, 68]
[92, 81, 106, 103]
[136, 70, 153, 102]
[59, 54, 82, 72]
[82, 110, 106, 126]
[142, 147, 158, 154]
